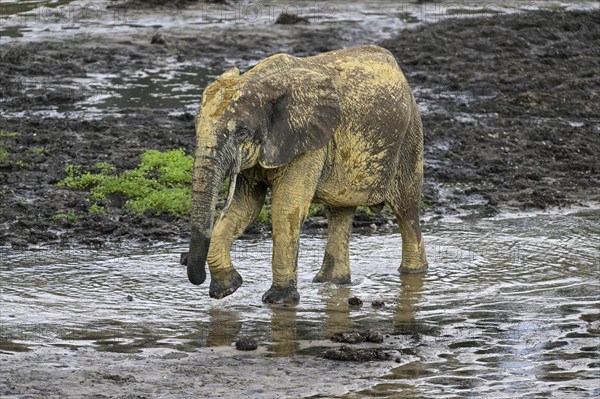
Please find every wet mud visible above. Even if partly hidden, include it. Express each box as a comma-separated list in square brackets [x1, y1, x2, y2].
[382, 10, 600, 215]
[1, 211, 598, 397]
[1, 9, 598, 247]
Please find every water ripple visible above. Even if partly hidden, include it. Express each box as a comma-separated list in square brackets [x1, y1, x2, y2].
[1, 209, 599, 396]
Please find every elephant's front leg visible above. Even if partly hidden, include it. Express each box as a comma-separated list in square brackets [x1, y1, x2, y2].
[263, 153, 325, 304]
[313, 206, 355, 284]
[208, 174, 267, 299]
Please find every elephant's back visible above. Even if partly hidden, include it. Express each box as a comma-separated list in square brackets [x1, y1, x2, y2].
[310, 45, 407, 88]
[310, 45, 413, 120]
[308, 45, 399, 68]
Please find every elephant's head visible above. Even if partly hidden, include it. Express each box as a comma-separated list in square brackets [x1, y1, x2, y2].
[186, 58, 341, 285]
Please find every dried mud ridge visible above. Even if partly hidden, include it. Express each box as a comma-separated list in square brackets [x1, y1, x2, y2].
[1, 10, 599, 247]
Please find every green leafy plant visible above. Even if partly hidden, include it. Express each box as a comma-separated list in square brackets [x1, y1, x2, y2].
[308, 204, 324, 218]
[59, 149, 194, 217]
[0, 143, 9, 166]
[51, 212, 83, 223]
[257, 193, 272, 224]
[29, 147, 47, 155]
[356, 205, 375, 217]
[89, 204, 106, 215]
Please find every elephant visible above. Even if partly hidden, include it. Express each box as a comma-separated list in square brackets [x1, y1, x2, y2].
[182, 45, 428, 304]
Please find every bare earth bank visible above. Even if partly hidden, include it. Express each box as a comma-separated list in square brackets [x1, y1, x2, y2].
[1, 9, 598, 247]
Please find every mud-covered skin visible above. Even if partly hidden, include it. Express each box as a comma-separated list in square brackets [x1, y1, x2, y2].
[188, 45, 427, 303]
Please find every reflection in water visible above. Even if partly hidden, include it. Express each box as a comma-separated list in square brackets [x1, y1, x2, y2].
[206, 308, 242, 347]
[1, 210, 599, 396]
[394, 274, 424, 335]
[269, 305, 298, 357]
[323, 286, 351, 337]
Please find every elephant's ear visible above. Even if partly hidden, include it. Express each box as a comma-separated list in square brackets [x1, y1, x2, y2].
[259, 70, 341, 168]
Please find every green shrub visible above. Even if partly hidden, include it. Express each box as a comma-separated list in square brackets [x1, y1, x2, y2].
[89, 204, 106, 215]
[0, 143, 9, 166]
[30, 147, 47, 155]
[59, 149, 194, 217]
[51, 212, 83, 223]
[308, 204, 324, 218]
[356, 205, 375, 217]
[253, 190, 272, 225]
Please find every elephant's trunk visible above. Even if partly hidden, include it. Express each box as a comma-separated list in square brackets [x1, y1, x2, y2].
[187, 139, 229, 285]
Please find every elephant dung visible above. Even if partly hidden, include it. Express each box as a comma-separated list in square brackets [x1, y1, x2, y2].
[324, 345, 392, 362]
[348, 297, 363, 307]
[235, 336, 258, 351]
[330, 330, 384, 344]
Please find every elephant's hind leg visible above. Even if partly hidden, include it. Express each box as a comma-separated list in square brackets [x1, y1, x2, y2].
[313, 206, 355, 284]
[208, 173, 267, 299]
[389, 198, 428, 274]
[387, 106, 428, 274]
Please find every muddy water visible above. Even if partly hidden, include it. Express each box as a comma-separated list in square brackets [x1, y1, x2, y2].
[1, 209, 598, 396]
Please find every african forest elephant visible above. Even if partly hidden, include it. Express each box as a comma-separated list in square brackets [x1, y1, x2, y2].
[183, 45, 428, 304]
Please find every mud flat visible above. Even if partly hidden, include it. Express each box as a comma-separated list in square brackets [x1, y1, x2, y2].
[0, 344, 401, 398]
[1, 4, 598, 246]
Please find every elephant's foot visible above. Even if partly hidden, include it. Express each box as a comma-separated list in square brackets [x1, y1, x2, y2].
[262, 282, 300, 304]
[398, 262, 428, 274]
[313, 270, 351, 284]
[209, 269, 243, 299]
[313, 257, 351, 284]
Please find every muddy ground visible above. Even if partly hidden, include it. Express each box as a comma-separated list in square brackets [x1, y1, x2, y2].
[1, 9, 599, 247]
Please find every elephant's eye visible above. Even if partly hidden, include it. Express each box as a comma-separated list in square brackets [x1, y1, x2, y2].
[236, 127, 251, 138]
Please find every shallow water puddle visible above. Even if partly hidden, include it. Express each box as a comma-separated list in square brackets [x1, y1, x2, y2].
[1, 209, 598, 395]
[80, 64, 214, 112]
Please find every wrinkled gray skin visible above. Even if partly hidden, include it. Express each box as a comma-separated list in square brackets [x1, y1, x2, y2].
[182, 45, 428, 304]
